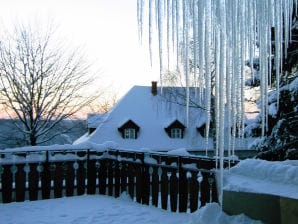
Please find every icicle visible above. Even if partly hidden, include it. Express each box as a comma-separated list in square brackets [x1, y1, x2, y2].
[166, 0, 171, 70]
[225, 0, 232, 167]
[240, 0, 246, 138]
[157, 0, 164, 90]
[172, 0, 176, 47]
[192, 0, 198, 90]
[198, 0, 205, 105]
[218, 0, 227, 206]
[183, 0, 190, 127]
[204, 0, 211, 157]
[139, 0, 295, 191]
[149, 0, 153, 66]
[175, 0, 180, 70]
[215, 23, 220, 169]
[137, 0, 145, 43]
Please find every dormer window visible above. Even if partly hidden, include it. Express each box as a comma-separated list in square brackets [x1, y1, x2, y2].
[124, 128, 136, 139]
[171, 128, 182, 138]
[118, 120, 140, 139]
[165, 119, 186, 139]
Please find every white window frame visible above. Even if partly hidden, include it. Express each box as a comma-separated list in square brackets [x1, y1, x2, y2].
[124, 128, 136, 139]
[171, 128, 182, 138]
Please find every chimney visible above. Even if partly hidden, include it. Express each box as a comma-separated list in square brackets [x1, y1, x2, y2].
[151, 81, 158, 96]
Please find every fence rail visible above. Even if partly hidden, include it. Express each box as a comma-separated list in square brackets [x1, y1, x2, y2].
[0, 148, 237, 212]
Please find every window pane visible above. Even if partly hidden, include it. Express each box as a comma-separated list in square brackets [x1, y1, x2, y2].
[124, 128, 136, 139]
[171, 128, 182, 138]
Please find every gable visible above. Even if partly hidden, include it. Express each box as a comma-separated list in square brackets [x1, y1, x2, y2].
[118, 119, 140, 139]
[118, 119, 140, 132]
[164, 119, 186, 138]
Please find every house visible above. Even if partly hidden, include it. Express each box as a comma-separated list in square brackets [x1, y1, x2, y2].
[75, 82, 256, 156]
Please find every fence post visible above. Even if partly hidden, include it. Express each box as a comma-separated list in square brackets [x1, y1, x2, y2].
[2, 165, 13, 203]
[28, 163, 39, 201]
[53, 162, 63, 198]
[65, 161, 75, 197]
[87, 149, 96, 195]
[170, 169, 178, 212]
[151, 166, 159, 207]
[142, 165, 150, 205]
[15, 163, 26, 202]
[178, 157, 188, 212]
[41, 151, 51, 199]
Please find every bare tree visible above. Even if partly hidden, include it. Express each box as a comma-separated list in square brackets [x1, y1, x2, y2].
[87, 94, 118, 114]
[0, 22, 101, 146]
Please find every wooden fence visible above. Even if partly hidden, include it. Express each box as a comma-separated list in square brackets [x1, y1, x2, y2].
[0, 149, 237, 212]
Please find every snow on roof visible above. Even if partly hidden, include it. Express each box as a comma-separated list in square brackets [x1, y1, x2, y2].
[76, 85, 213, 151]
[87, 113, 108, 128]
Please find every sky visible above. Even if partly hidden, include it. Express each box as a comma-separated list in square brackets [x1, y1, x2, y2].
[0, 0, 159, 98]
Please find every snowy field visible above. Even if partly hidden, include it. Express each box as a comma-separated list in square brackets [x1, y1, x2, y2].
[0, 194, 261, 224]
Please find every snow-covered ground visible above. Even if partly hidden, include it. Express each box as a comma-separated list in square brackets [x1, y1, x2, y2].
[0, 194, 261, 224]
[223, 159, 298, 199]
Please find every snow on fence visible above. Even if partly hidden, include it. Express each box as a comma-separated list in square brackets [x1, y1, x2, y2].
[0, 149, 237, 212]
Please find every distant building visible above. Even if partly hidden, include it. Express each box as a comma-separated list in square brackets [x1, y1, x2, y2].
[75, 82, 256, 157]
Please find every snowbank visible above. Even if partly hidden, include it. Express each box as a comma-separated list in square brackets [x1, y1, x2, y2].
[223, 159, 298, 199]
[191, 203, 262, 224]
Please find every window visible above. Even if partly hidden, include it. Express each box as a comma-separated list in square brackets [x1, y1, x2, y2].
[164, 119, 185, 138]
[171, 128, 182, 138]
[124, 128, 136, 139]
[118, 120, 140, 139]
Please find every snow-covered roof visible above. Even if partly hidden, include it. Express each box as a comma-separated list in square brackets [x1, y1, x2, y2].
[87, 113, 107, 128]
[75, 85, 213, 151]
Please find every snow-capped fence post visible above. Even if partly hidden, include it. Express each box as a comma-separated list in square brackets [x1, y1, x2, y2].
[178, 158, 188, 212]
[141, 164, 150, 205]
[28, 163, 39, 201]
[65, 161, 75, 197]
[53, 162, 63, 198]
[189, 171, 199, 212]
[120, 160, 128, 194]
[1, 164, 13, 203]
[114, 153, 121, 197]
[87, 149, 97, 195]
[41, 152, 51, 200]
[76, 152, 86, 196]
[98, 158, 107, 195]
[169, 169, 178, 212]
[151, 166, 159, 207]
[135, 155, 143, 204]
[107, 159, 114, 196]
[160, 167, 169, 210]
[15, 163, 26, 202]
[127, 163, 135, 199]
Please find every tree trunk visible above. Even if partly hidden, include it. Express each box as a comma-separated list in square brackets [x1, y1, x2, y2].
[30, 134, 37, 146]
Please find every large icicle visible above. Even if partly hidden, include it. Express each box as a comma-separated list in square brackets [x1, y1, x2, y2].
[157, 0, 164, 89]
[183, 0, 190, 127]
[149, 0, 153, 66]
[204, 0, 211, 157]
[218, 0, 227, 205]
[138, 0, 296, 207]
